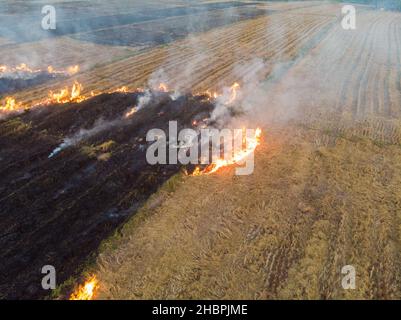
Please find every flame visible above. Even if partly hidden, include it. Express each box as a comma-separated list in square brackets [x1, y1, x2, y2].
[15, 63, 39, 73]
[191, 166, 202, 176]
[66, 65, 80, 75]
[191, 128, 262, 176]
[0, 80, 140, 114]
[202, 90, 219, 100]
[115, 86, 128, 93]
[158, 83, 168, 92]
[0, 97, 22, 112]
[0, 63, 80, 76]
[197, 83, 240, 105]
[71, 81, 82, 100]
[0, 78, 241, 118]
[125, 106, 137, 118]
[226, 82, 240, 105]
[45, 80, 84, 104]
[69, 275, 99, 300]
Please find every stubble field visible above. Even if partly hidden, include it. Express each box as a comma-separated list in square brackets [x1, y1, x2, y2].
[1, 1, 401, 299]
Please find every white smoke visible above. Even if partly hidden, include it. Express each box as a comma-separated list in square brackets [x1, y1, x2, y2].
[136, 90, 152, 110]
[48, 118, 121, 158]
[49, 89, 156, 158]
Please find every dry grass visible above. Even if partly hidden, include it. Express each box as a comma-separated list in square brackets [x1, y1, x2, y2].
[7, 5, 337, 105]
[66, 4, 401, 300]
[0, 36, 140, 70]
[93, 125, 401, 299]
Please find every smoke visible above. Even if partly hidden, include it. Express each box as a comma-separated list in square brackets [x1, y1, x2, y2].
[148, 69, 170, 92]
[2, 1, 372, 132]
[136, 90, 152, 110]
[48, 118, 121, 158]
[48, 88, 154, 158]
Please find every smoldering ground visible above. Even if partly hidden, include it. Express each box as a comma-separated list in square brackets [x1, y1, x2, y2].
[0, 89, 216, 299]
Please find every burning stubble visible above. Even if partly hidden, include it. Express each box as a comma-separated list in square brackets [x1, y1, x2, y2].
[146, 122, 262, 176]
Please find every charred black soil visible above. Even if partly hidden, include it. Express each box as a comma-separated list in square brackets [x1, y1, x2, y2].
[0, 91, 214, 299]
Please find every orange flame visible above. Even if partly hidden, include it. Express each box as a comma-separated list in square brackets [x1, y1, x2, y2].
[15, 63, 39, 73]
[191, 128, 262, 176]
[0, 79, 241, 116]
[158, 83, 168, 92]
[125, 106, 137, 118]
[115, 86, 128, 93]
[226, 82, 240, 105]
[0, 97, 22, 112]
[69, 275, 99, 300]
[0, 80, 139, 114]
[66, 65, 80, 75]
[0, 63, 79, 76]
[197, 83, 240, 104]
[45, 80, 84, 104]
[202, 90, 219, 100]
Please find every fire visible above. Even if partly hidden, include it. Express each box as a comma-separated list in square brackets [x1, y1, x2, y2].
[69, 275, 99, 300]
[0, 97, 22, 112]
[0, 77, 242, 123]
[114, 86, 128, 93]
[45, 81, 85, 104]
[191, 128, 262, 176]
[15, 63, 39, 73]
[198, 83, 240, 105]
[203, 90, 219, 100]
[125, 106, 137, 118]
[191, 166, 202, 176]
[158, 83, 168, 92]
[66, 65, 80, 75]
[226, 82, 240, 105]
[0, 63, 80, 76]
[71, 81, 82, 100]
[0, 80, 140, 114]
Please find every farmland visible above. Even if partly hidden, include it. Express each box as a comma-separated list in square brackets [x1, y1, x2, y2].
[1, 1, 401, 300]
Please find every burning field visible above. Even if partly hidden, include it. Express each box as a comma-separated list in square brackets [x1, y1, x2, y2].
[0, 81, 236, 299]
[0, 64, 79, 95]
[2, 0, 401, 301]
[0, 75, 260, 299]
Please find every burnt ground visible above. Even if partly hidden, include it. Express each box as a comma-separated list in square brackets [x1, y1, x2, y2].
[0, 73, 63, 95]
[0, 91, 214, 299]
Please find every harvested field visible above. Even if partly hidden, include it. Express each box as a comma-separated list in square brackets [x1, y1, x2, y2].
[94, 125, 401, 300]
[72, 6, 275, 47]
[0, 37, 139, 74]
[1, 1, 401, 301]
[87, 4, 401, 300]
[8, 5, 339, 104]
